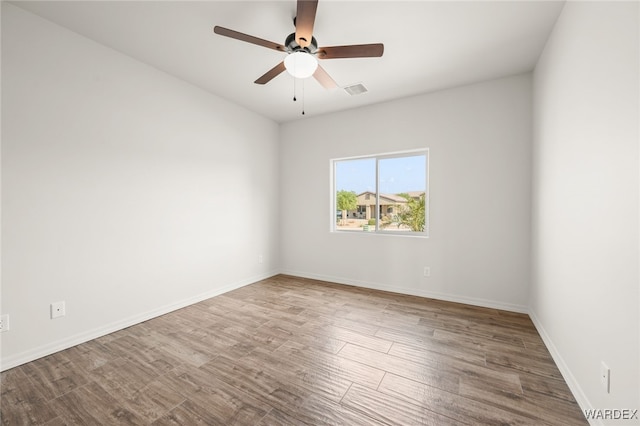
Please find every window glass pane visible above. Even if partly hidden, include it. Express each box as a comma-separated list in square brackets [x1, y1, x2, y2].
[335, 158, 375, 230]
[332, 150, 428, 235]
[378, 154, 427, 232]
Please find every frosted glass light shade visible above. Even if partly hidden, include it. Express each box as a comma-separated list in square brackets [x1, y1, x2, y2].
[284, 51, 318, 79]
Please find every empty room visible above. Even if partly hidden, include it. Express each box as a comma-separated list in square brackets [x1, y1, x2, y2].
[1, 1, 638, 425]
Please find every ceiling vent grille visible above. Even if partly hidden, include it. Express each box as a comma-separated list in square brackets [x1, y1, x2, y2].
[343, 83, 368, 96]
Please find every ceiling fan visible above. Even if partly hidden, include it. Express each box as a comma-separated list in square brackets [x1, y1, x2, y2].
[213, 0, 384, 89]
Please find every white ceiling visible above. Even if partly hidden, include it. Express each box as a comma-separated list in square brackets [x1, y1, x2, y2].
[11, 1, 564, 123]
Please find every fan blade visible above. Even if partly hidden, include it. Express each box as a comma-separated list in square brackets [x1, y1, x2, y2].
[295, 0, 318, 48]
[255, 61, 286, 85]
[313, 65, 338, 89]
[318, 43, 384, 59]
[214, 26, 285, 52]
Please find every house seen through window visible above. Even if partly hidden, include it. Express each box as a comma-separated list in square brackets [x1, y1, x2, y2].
[332, 149, 428, 235]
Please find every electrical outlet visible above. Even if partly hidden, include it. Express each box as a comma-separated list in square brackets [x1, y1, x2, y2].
[258, 254, 264, 264]
[51, 301, 66, 319]
[0, 314, 9, 332]
[423, 267, 431, 277]
[600, 361, 610, 393]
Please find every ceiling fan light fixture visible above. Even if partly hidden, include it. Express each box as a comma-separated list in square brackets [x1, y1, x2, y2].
[284, 51, 318, 79]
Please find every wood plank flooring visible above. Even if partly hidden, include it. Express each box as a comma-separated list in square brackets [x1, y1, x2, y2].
[1, 275, 587, 425]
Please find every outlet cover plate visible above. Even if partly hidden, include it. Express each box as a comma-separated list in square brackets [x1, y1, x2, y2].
[51, 301, 66, 319]
[0, 314, 9, 332]
[600, 361, 610, 393]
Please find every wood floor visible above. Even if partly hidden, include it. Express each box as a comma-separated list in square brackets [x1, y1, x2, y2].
[1, 275, 587, 425]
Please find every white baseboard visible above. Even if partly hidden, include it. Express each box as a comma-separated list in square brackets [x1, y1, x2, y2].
[0, 271, 279, 372]
[279, 269, 528, 314]
[528, 309, 596, 426]
[3, 269, 595, 426]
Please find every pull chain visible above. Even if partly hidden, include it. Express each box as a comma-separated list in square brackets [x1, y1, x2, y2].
[293, 77, 297, 102]
[291, 77, 305, 116]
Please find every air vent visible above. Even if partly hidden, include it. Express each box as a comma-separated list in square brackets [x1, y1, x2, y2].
[343, 83, 368, 96]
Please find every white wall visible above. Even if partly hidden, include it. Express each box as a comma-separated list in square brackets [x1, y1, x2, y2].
[280, 74, 532, 312]
[1, 4, 280, 370]
[5, 5, 637, 422]
[531, 1, 639, 423]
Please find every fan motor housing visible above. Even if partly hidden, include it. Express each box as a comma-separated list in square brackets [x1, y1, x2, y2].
[285, 32, 318, 54]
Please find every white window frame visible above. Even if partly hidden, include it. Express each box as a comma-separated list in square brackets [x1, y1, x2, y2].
[330, 148, 429, 237]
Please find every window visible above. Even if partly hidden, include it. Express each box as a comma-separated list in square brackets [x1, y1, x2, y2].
[332, 149, 428, 236]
